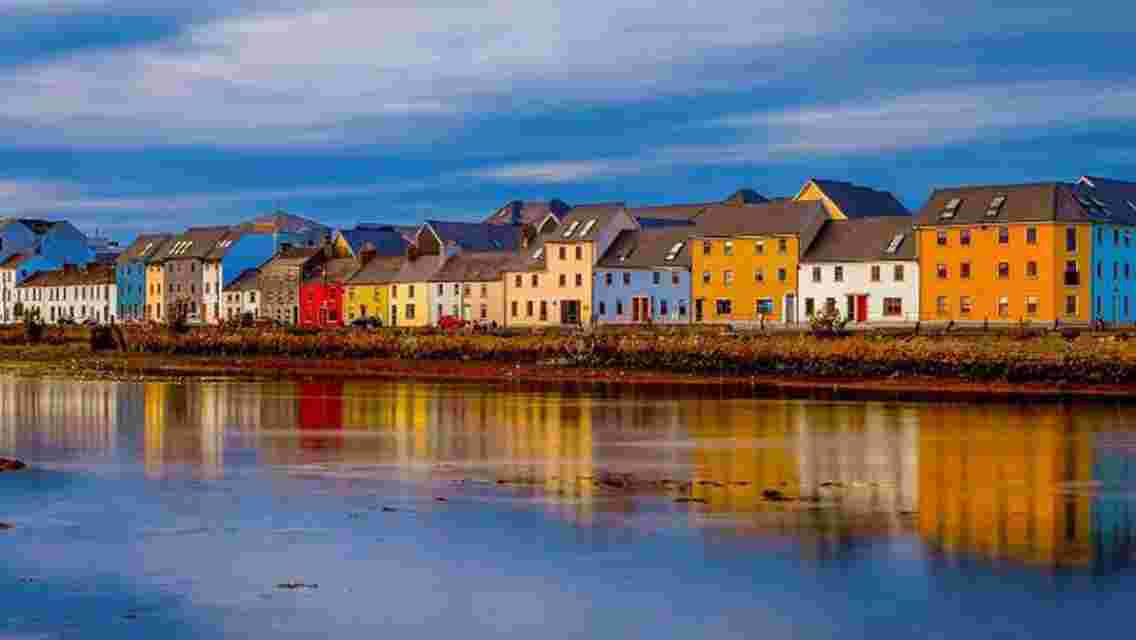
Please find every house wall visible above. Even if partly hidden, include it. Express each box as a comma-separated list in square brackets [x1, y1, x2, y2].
[300, 282, 346, 327]
[388, 281, 431, 327]
[797, 261, 920, 323]
[162, 258, 207, 322]
[19, 281, 117, 325]
[431, 280, 505, 325]
[223, 290, 260, 322]
[345, 284, 389, 326]
[146, 263, 167, 322]
[200, 262, 224, 325]
[917, 223, 1090, 324]
[1089, 224, 1136, 325]
[593, 268, 692, 324]
[504, 242, 593, 327]
[260, 264, 303, 325]
[691, 235, 801, 324]
[117, 260, 148, 321]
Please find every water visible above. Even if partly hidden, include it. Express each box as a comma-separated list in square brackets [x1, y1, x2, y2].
[1, 376, 1134, 638]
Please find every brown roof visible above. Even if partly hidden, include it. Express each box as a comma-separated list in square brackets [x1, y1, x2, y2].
[390, 255, 445, 283]
[223, 268, 259, 292]
[629, 203, 713, 222]
[117, 233, 174, 264]
[303, 257, 359, 285]
[430, 251, 517, 282]
[348, 256, 406, 285]
[694, 200, 829, 258]
[914, 183, 1092, 226]
[19, 263, 115, 288]
[546, 204, 627, 243]
[152, 226, 230, 261]
[802, 217, 916, 263]
[483, 200, 571, 226]
[596, 227, 695, 269]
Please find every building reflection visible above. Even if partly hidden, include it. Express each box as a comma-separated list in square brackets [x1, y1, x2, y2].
[0, 380, 122, 456]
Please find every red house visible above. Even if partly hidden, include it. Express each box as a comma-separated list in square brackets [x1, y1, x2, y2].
[300, 257, 359, 328]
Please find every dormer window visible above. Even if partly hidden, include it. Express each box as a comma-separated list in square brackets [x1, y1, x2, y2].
[664, 242, 684, 262]
[985, 195, 1006, 217]
[562, 221, 580, 237]
[532, 247, 544, 260]
[884, 233, 905, 254]
[1128, 200, 1136, 213]
[939, 198, 961, 220]
[578, 219, 597, 237]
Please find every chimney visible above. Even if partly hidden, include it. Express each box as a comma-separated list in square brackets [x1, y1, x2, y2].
[358, 241, 378, 266]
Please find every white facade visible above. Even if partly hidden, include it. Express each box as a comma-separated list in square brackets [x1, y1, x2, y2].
[797, 260, 920, 324]
[18, 279, 118, 325]
[223, 289, 260, 321]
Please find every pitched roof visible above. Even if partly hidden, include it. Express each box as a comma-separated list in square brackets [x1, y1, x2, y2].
[152, 226, 230, 261]
[483, 200, 572, 226]
[347, 256, 406, 285]
[803, 179, 910, 218]
[223, 268, 260, 292]
[390, 256, 445, 283]
[694, 200, 829, 237]
[260, 247, 322, 271]
[1074, 176, 1136, 225]
[802, 217, 916, 263]
[116, 234, 173, 264]
[19, 263, 115, 288]
[303, 257, 359, 285]
[596, 227, 695, 269]
[422, 221, 523, 252]
[240, 211, 328, 235]
[914, 182, 1093, 226]
[430, 251, 517, 282]
[337, 225, 411, 257]
[17, 219, 61, 235]
[629, 203, 713, 224]
[546, 203, 627, 242]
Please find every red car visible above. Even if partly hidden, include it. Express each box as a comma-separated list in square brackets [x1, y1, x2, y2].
[437, 316, 468, 331]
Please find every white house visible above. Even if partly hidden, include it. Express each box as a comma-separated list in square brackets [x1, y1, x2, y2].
[16, 263, 118, 325]
[798, 217, 919, 324]
[222, 267, 260, 322]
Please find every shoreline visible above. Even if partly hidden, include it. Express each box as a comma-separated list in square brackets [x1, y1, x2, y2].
[1, 345, 1135, 402]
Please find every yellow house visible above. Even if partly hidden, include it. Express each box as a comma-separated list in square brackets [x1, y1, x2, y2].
[794, 178, 911, 220]
[345, 256, 404, 326]
[690, 200, 828, 324]
[387, 257, 442, 328]
[914, 183, 1092, 324]
[146, 260, 167, 322]
[503, 204, 637, 327]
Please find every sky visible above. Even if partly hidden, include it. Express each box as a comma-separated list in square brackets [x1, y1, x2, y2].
[1, 1, 1134, 241]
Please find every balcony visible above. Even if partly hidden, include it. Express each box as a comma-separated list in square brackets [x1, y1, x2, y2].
[1064, 272, 1081, 286]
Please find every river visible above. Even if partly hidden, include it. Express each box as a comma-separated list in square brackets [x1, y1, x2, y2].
[1, 376, 1134, 638]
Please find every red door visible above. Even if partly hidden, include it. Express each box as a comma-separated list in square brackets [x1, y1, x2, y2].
[856, 295, 868, 322]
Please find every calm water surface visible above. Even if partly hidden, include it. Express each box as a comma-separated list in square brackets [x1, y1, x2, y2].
[1, 376, 1135, 638]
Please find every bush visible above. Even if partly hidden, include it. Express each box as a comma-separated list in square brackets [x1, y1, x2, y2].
[808, 307, 848, 338]
[23, 313, 44, 344]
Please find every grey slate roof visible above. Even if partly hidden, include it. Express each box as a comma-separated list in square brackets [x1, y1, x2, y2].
[241, 211, 328, 235]
[20, 263, 115, 287]
[422, 221, 523, 252]
[431, 251, 517, 282]
[596, 227, 695, 269]
[152, 226, 230, 261]
[914, 182, 1092, 226]
[348, 256, 406, 285]
[805, 179, 910, 218]
[483, 200, 572, 226]
[694, 200, 830, 258]
[629, 203, 713, 223]
[337, 225, 411, 257]
[1073, 176, 1136, 225]
[303, 257, 359, 285]
[224, 268, 260, 292]
[390, 256, 446, 283]
[116, 234, 173, 265]
[801, 217, 916, 263]
[546, 204, 626, 243]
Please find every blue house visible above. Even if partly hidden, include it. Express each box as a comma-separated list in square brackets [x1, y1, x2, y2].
[0, 219, 93, 323]
[1076, 176, 1136, 325]
[116, 234, 172, 321]
[593, 226, 694, 325]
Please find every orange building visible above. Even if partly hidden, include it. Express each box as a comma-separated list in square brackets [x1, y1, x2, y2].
[915, 183, 1093, 324]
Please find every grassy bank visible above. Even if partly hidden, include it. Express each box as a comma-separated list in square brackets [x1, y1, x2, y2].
[4, 324, 1136, 390]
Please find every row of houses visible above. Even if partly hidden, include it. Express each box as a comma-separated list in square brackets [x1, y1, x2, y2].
[6, 175, 1136, 328]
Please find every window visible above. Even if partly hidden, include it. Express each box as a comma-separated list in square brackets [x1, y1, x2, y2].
[777, 238, 787, 254]
[1026, 261, 1038, 278]
[1098, 227, 1104, 244]
[998, 296, 1009, 318]
[894, 265, 905, 282]
[1065, 295, 1078, 316]
[653, 272, 660, 285]
[623, 272, 631, 286]
[870, 265, 881, 282]
[406, 304, 416, 319]
[679, 301, 687, 316]
[559, 274, 567, 287]
[599, 301, 606, 315]
[937, 230, 949, 246]
[960, 229, 971, 246]
[437, 284, 444, 296]
[616, 300, 624, 315]
[723, 241, 733, 256]
[1066, 226, 1078, 252]
[940, 198, 962, 219]
[986, 195, 1007, 217]
[409, 285, 415, 297]
[716, 299, 732, 315]
[480, 304, 488, 320]
[834, 266, 844, 283]
[1116, 262, 1121, 279]
[672, 273, 680, 286]
[717, 269, 732, 287]
[936, 296, 949, 315]
[755, 268, 765, 283]
[664, 242, 684, 261]
[755, 240, 765, 255]
[702, 241, 711, 255]
[998, 227, 1009, 245]
[660, 300, 669, 316]
[1126, 296, 1131, 318]
[562, 221, 580, 237]
[885, 234, 905, 254]
[812, 267, 821, 283]
[883, 298, 902, 317]
[539, 301, 547, 321]
[437, 304, 443, 318]
[391, 285, 399, 298]
[605, 272, 613, 287]
[805, 298, 815, 316]
[824, 298, 837, 313]
[575, 246, 583, 260]
[702, 271, 711, 285]
[578, 219, 596, 236]
[461, 284, 468, 296]
[574, 273, 583, 287]
[526, 301, 534, 317]
[1025, 296, 1039, 316]
[960, 262, 971, 279]
[481, 284, 488, 297]
[1127, 263, 1132, 280]
[756, 298, 774, 315]
[531, 274, 539, 287]
[777, 268, 786, 282]
[1116, 229, 1122, 246]
[515, 275, 523, 288]
[559, 246, 567, 260]
[997, 262, 1010, 279]
[937, 263, 949, 279]
[1098, 262, 1103, 278]
[532, 247, 544, 260]
[1065, 260, 1080, 286]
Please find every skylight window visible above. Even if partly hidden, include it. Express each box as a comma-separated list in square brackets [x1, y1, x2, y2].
[578, 219, 597, 237]
[532, 247, 544, 260]
[1091, 196, 1110, 214]
[562, 221, 580, 237]
[884, 233, 905, 254]
[1076, 195, 1095, 210]
[939, 198, 961, 220]
[140, 242, 154, 256]
[985, 195, 1006, 217]
[1128, 201, 1136, 213]
[664, 242, 684, 262]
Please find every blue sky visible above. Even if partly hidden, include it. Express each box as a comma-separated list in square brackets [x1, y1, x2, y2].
[1, 1, 1134, 240]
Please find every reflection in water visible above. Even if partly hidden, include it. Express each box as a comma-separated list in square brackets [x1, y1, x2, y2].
[5, 377, 1136, 574]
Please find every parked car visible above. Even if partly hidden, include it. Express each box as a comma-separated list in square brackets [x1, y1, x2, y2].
[437, 316, 468, 331]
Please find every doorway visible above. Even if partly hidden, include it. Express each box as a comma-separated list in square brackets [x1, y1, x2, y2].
[784, 294, 796, 324]
[632, 296, 650, 323]
[695, 299, 704, 323]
